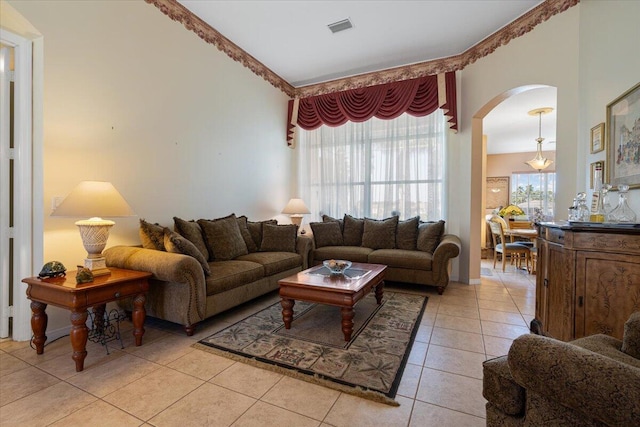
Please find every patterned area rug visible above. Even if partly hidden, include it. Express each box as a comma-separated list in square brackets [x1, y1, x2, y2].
[194, 291, 427, 405]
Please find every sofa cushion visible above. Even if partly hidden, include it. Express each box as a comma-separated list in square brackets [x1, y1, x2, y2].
[236, 252, 302, 276]
[417, 220, 445, 253]
[396, 216, 419, 250]
[163, 228, 211, 276]
[246, 219, 278, 250]
[198, 214, 249, 261]
[622, 311, 640, 359]
[261, 224, 298, 253]
[139, 219, 165, 251]
[571, 334, 640, 369]
[482, 356, 525, 416]
[173, 217, 209, 261]
[343, 215, 364, 246]
[322, 214, 344, 233]
[313, 246, 373, 263]
[205, 260, 264, 295]
[310, 221, 344, 248]
[362, 216, 399, 249]
[236, 216, 259, 253]
[368, 249, 433, 271]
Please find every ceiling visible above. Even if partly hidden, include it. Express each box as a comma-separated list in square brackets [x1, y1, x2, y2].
[176, 0, 555, 154]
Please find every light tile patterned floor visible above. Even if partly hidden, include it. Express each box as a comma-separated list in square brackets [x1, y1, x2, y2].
[0, 259, 535, 426]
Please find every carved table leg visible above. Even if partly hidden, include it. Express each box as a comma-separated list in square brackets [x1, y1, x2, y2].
[132, 293, 146, 346]
[281, 298, 295, 329]
[30, 301, 48, 355]
[341, 307, 355, 341]
[70, 309, 89, 372]
[375, 281, 385, 304]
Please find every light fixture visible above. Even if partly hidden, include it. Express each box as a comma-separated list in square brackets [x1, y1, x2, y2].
[51, 181, 135, 276]
[282, 198, 311, 229]
[525, 107, 554, 171]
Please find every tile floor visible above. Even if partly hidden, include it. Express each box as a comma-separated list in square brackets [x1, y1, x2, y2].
[0, 259, 536, 426]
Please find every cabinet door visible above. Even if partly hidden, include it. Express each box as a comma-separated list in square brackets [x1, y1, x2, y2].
[575, 251, 640, 339]
[544, 242, 575, 341]
[535, 239, 548, 329]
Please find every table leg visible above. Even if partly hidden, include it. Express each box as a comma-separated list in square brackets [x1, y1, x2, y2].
[281, 298, 295, 329]
[341, 307, 355, 341]
[30, 301, 48, 355]
[132, 293, 146, 346]
[70, 309, 89, 372]
[375, 281, 385, 304]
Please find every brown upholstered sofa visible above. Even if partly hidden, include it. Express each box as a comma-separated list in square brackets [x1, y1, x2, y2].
[104, 214, 311, 336]
[483, 312, 640, 426]
[308, 215, 461, 294]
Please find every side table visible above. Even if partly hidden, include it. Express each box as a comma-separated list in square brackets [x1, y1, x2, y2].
[22, 267, 152, 372]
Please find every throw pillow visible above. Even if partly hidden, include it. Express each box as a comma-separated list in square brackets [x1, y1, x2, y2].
[163, 228, 211, 276]
[621, 311, 640, 359]
[417, 220, 445, 253]
[198, 214, 249, 261]
[139, 219, 165, 251]
[361, 216, 399, 249]
[246, 219, 278, 250]
[322, 214, 344, 233]
[396, 216, 420, 250]
[342, 214, 365, 246]
[310, 221, 344, 248]
[173, 217, 209, 261]
[260, 224, 298, 253]
[236, 216, 259, 253]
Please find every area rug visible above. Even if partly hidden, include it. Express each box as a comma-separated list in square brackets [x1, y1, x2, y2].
[193, 291, 427, 405]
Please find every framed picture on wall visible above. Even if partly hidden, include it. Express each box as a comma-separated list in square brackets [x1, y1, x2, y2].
[590, 161, 605, 189]
[486, 176, 509, 209]
[606, 82, 640, 189]
[590, 122, 604, 153]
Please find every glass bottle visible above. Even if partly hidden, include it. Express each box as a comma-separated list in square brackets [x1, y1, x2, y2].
[609, 184, 637, 223]
[602, 183, 614, 218]
[589, 163, 605, 222]
[568, 198, 578, 221]
[576, 192, 590, 222]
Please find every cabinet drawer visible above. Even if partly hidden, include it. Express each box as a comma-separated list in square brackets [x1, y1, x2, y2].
[543, 227, 565, 245]
[573, 232, 640, 254]
[84, 281, 146, 306]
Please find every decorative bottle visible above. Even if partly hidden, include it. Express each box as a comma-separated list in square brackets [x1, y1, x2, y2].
[576, 192, 590, 222]
[589, 163, 606, 222]
[608, 184, 637, 223]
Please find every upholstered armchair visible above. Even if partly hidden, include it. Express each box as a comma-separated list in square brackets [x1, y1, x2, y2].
[483, 312, 640, 426]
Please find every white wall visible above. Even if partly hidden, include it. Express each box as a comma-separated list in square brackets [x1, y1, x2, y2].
[8, 0, 293, 335]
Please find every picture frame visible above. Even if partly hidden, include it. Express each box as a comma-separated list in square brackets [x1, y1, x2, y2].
[590, 161, 604, 190]
[606, 82, 640, 189]
[486, 176, 509, 209]
[590, 122, 604, 153]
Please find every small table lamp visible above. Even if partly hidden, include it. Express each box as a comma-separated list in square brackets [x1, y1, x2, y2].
[282, 198, 310, 229]
[51, 181, 135, 276]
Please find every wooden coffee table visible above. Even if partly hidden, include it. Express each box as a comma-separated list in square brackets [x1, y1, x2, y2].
[278, 262, 386, 341]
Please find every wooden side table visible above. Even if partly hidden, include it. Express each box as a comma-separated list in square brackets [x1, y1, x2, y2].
[22, 267, 152, 372]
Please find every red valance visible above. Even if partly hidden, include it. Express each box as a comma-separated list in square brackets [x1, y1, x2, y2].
[287, 71, 457, 145]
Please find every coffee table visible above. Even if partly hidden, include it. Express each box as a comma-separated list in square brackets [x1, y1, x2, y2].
[278, 262, 386, 341]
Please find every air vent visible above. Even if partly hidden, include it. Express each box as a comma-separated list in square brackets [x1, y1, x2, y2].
[327, 18, 353, 34]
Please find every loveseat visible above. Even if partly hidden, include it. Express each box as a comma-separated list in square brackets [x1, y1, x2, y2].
[483, 311, 640, 426]
[308, 215, 461, 294]
[104, 214, 311, 335]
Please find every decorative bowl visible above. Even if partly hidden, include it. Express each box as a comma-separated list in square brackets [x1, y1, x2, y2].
[323, 259, 352, 275]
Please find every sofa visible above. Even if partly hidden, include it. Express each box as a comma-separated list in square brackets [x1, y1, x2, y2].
[104, 214, 311, 336]
[308, 215, 461, 294]
[482, 311, 640, 426]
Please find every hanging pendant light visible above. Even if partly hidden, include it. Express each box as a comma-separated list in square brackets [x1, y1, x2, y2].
[525, 107, 554, 171]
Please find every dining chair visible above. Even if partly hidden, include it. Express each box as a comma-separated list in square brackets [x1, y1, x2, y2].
[487, 218, 531, 272]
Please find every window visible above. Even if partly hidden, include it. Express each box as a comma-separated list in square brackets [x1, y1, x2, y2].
[510, 172, 556, 219]
[298, 111, 447, 221]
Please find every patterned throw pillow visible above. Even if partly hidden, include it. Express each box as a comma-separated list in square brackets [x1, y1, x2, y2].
[139, 219, 165, 251]
[322, 214, 344, 233]
[417, 220, 445, 253]
[622, 311, 640, 359]
[163, 228, 211, 276]
[198, 214, 249, 261]
[342, 214, 365, 246]
[260, 224, 298, 253]
[236, 216, 259, 253]
[246, 219, 278, 250]
[310, 221, 344, 248]
[173, 217, 209, 261]
[361, 216, 399, 249]
[396, 216, 420, 250]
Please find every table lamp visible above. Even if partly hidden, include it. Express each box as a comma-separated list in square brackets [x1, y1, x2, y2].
[51, 181, 135, 276]
[282, 198, 310, 229]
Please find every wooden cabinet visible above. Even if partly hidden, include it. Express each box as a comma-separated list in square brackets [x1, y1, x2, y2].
[535, 223, 640, 341]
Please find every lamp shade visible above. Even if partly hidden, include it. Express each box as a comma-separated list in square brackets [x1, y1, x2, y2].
[281, 198, 310, 215]
[51, 181, 135, 218]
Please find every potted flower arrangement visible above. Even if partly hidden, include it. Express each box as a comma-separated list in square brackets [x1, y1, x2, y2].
[498, 204, 525, 219]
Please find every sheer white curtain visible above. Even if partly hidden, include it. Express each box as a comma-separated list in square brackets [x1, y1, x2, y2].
[298, 111, 446, 221]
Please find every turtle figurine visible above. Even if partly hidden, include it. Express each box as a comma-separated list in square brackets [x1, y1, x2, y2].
[38, 261, 67, 279]
[75, 267, 94, 284]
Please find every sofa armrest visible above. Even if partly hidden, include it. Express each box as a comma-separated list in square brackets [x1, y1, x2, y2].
[296, 234, 313, 269]
[508, 333, 640, 426]
[104, 245, 206, 324]
[431, 234, 461, 287]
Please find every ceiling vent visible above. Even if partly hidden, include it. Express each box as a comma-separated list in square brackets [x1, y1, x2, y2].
[327, 18, 353, 34]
